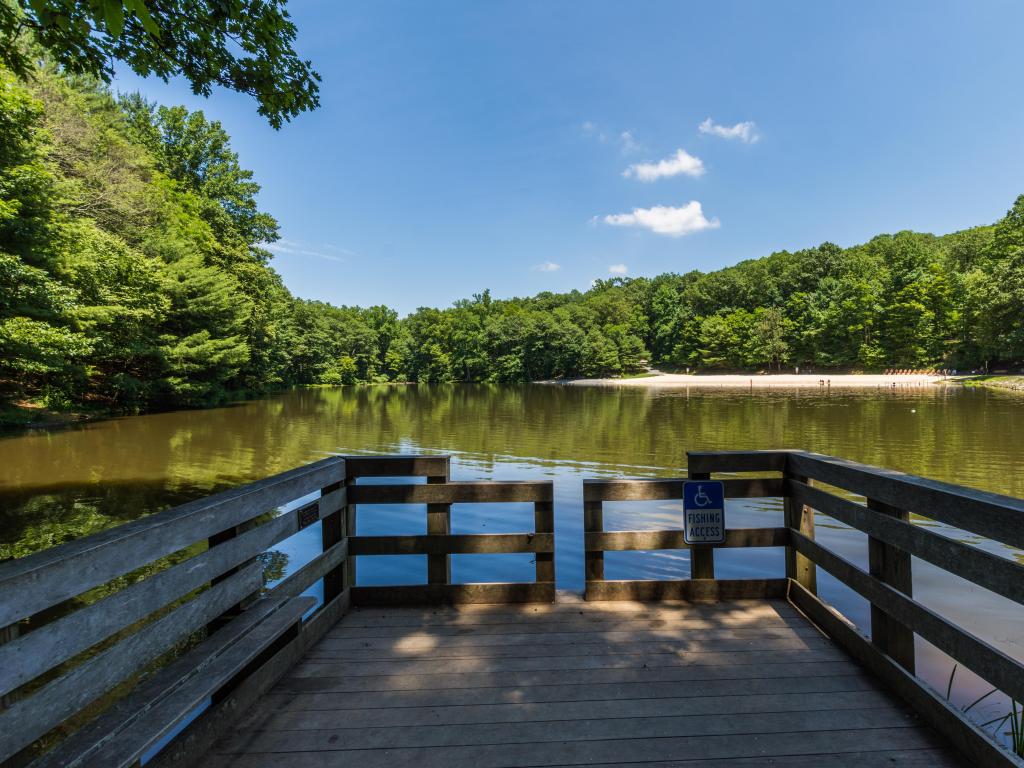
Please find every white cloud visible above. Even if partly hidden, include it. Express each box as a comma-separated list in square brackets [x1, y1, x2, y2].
[623, 149, 705, 182]
[608, 263, 628, 275]
[263, 239, 353, 262]
[619, 131, 642, 154]
[603, 201, 721, 237]
[698, 118, 760, 143]
[533, 261, 561, 272]
[581, 120, 608, 143]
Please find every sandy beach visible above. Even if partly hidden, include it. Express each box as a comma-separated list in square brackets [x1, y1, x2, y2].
[562, 372, 946, 388]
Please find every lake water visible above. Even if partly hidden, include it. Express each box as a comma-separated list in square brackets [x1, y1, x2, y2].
[2, 383, 1022, 735]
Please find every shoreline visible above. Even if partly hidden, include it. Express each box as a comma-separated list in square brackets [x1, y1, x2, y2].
[558, 372, 947, 389]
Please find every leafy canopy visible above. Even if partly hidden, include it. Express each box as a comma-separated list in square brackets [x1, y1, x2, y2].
[0, 0, 319, 128]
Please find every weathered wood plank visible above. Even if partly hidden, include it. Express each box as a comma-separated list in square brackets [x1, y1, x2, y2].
[687, 449, 791, 473]
[146, 589, 352, 768]
[787, 451, 1024, 549]
[288, 646, 847, 678]
[206, 730, 951, 768]
[867, 497, 916, 673]
[305, 633, 830, 662]
[789, 581, 1019, 768]
[0, 562, 262, 762]
[0, 457, 344, 627]
[254, 672, 878, 714]
[585, 527, 787, 551]
[342, 455, 449, 477]
[348, 533, 554, 556]
[533, 500, 555, 584]
[37, 597, 313, 768]
[784, 471, 816, 593]
[327, 613, 807, 637]
[585, 578, 789, 602]
[347, 481, 553, 504]
[549, 752, 960, 768]
[791, 531, 1024, 703]
[425, 464, 451, 585]
[1, 499, 338, 697]
[319, 624, 822, 651]
[789, 479, 1024, 606]
[582, 477, 784, 502]
[351, 582, 556, 606]
[216, 707, 917, 754]
[271, 540, 348, 599]
[583, 498, 604, 581]
[245, 689, 895, 732]
[275, 660, 867, 698]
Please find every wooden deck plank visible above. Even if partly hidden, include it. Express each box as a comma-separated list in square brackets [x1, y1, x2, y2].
[275, 660, 871, 695]
[207, 728, 946, 767]
[232, 689, 897, 731]
[214, 707, 918, 753]
[203, 599, 963, 768]
[304, 634, 833, 661]
[254, 672, 879, 711]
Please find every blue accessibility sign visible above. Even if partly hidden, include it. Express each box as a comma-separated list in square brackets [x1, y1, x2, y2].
[682, 480, 726, 544]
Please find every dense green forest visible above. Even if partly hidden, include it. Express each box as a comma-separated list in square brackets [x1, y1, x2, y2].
[2, 65, 1024, 422]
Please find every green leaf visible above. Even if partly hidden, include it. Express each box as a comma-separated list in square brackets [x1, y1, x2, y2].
[102, 0, 124, 38]
[125, 0, 160, 37]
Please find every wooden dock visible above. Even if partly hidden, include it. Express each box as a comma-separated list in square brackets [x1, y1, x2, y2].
[1, 450, 1022, 768]
[208, 598, 958, 767]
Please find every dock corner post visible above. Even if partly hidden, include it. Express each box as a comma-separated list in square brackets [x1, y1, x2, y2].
[867, 498, 915, 673]
[783, 470, 816, 594]
[687, 471, 715, 580]
[583, 483, 605, 597]
[534, 486, 555, 594]
[426, 456, 452, 586]
[321, 476, 345, 603]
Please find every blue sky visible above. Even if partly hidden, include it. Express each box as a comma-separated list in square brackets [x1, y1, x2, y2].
[113, 1, 1024, 315]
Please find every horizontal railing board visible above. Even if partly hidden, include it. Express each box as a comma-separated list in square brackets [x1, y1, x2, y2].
[0, 490, 344, 697]
[585, 578, 790, 602]
[790, 531, 1024, 704]
[143, 589, 352, 768]
[348, 481, 553, 505]
[35, 596, 313, 768]
[351, 583, 556, 607]
[788, 582, 1023, 768]
[585, 528, 789, 552]
[582, 477, 785, 502]
[787, 452, 1024, 550]
[271, 540, 349, 599]
[342, 455, 450, 478]
[0, 561, 262, 763]
[687, 450, 792, 473]
[349, 533, 554, 556]
[0, 457, 344, 628]
[789, 480, 1024, 607]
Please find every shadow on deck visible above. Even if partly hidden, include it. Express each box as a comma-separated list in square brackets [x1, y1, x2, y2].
[209, 598, 957, 767]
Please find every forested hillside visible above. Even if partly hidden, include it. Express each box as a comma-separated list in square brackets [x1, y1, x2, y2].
[2, 65, 1023, 423]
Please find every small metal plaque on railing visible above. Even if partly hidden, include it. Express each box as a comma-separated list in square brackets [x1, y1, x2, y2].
[682, 480, 726, 545]
[297, 502, 320, 530]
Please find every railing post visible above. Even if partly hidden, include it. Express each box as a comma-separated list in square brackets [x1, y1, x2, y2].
[426, 457, 452, 585]
[322, 479, 345, 603]
[583, 484, 604, 590]
[687, 471, 715, 580]
[344, 469, 358, 591]
[534, 493, 555, 586]
[867, 498, 915, 673]
[784, 472, 816, 594]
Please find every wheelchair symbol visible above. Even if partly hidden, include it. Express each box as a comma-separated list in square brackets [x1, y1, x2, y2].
[693, 485, 712, 507]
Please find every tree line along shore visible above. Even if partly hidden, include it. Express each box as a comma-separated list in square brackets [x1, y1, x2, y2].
[3, 64, 1024, 427]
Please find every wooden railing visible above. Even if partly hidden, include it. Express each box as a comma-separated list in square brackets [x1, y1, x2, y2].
[0, 454, 554, 768]
[343, 455, 555, 605]
[586, 449, 1024, 767]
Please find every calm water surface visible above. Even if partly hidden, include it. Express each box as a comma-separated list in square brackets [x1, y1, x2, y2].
[2, 384, 1022, 732]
